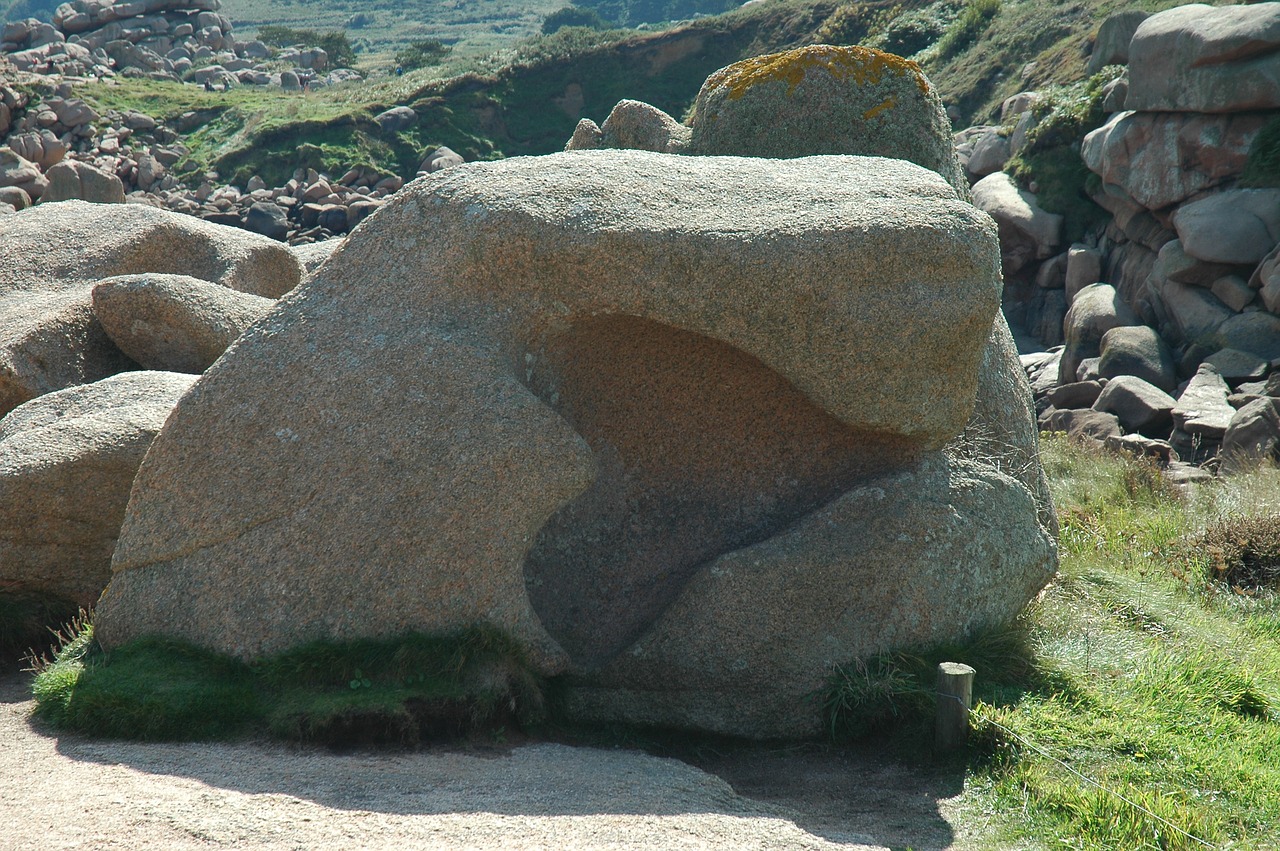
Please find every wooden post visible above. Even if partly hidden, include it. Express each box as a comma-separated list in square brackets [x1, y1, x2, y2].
[935, 662, 975, 753]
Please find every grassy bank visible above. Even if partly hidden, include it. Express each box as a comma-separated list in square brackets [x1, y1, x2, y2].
[824, 436, 1280, 849]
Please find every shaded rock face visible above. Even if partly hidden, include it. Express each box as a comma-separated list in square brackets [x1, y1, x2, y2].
[93, 151, 1054, 737]
[523, 314, 914, 667]
[0, 371, 195, 607]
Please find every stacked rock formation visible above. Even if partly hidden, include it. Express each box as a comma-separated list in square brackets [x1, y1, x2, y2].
[91, 46, 1056, 739]
[951, 4, 1280, 480]
[0, 200, 303, 611]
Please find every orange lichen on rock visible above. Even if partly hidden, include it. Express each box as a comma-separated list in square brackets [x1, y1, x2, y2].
[704, 44, 931, 102]
[863, 96, 897, 120]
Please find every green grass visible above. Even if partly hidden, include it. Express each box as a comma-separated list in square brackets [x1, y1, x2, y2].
[825, 436, 1280, 849]
[32, 625, 543, 745]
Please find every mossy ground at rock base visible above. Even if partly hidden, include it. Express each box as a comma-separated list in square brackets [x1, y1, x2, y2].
[32, 624, 544, 746]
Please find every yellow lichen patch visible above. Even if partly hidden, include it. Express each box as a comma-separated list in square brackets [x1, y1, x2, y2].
[863, 96, 897, 120]
[704, 45, 931, 102]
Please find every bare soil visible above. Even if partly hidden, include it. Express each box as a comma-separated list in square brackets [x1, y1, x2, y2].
[0, 670, 979, 850]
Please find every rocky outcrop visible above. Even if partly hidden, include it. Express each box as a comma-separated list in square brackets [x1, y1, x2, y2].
[94, 150, 1054, 738]
[0, 200, 300, 413]
[0, 371, 195, 607]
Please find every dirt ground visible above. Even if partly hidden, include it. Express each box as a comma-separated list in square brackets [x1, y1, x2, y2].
[0, 670, 981, 850]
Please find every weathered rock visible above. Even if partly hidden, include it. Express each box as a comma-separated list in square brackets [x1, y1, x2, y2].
[1173, 363, 1235, 439]
[291, 238, 344, 278]
[1157, 280, 1233, 346]
[972, 172, 1063, 276]
[1044, 408, 1123, 444]
[596, 99, 690, 154]
[1208, 311, 1280, 361]
[1155, 239, 1238, 288]
[1221, 397, 1280, 473]
[1098, 325, 1176, 393]
[0, 186, 31, 211]
[0, 149, 47, 199]
[243, 201, 288, 241]
[374, 105, 417, 133]
[92, 274, 275, 374]
[562, 455, 1054, 738]
[966, 128, 1010, 178]
[1126, 3, 1280, 113]
[1164, 460, 1214, 485]
[1092, 375, 1177, 436]
[42, 159, 126, 204]
[1065, 244, 1102, 302]
[0, 371, 196, 607]
[1173, 189, 1280, 266]
[686, 46, 967, 192]
[1087, 10, 1150, 74]
[1060, 283, 1140, 385]
[564, 118, 603, 151]
[1106, 433, 1173, 464]
[1047, 380, 1103, 410]
[420, 146, 464, 173]
[1204, 348, 1269, 384]
[1081, 110, 1268, 211]
[93, 151, 1050, 738]
[0, 201, 302, 413]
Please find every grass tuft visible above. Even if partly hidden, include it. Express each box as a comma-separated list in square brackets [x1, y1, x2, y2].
[32, 624, 543, 746]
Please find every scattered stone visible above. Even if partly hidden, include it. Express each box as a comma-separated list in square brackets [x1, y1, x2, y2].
[1204, 348, 1269, 384]
[420, 146, 463, 173]
[1047, 380, 1103, 410]
[1060, 283, 1140, 385]
[1104, 433, 1173, 465]
[1043, 408, 1123, 444]
[1221, 397, 1280, 473]
[595, 99, 691, 154]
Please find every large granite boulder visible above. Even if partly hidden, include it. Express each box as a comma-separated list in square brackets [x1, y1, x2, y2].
[1172, 189, 1280, 266]
[1126, 3, 1280, 113]
[1087, 10, 1150, 74]
[92, 274, 276, 374]
[0, 201, 302, 415]
[686, 45, 967, 193]
[0, 371, 195, 607]
[96, 150, 1055, 737]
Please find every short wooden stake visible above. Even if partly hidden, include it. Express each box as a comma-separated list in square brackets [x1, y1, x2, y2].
[935, 662, 975, 753]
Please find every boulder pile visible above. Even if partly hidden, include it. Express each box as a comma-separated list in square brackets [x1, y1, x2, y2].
[0, 0, 358, 88]
[955, 3, 1280, 480]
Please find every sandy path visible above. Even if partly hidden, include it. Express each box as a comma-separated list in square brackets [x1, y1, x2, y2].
[0, 672, 969, 850]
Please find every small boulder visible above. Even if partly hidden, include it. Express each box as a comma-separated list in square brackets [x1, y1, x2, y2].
[1126, 3, 1280, 112]
[686, 45, 966, 192]
[598, 99, 691, 154]
[1087, 10, 1150, 74]
[1092, 375, 1177, 436]
[1173, 189, 1280, 266]
[244, 201, 289, 241]
[1043, 408, 1123, 444]
[1047, 380, 1104, 410]
[42, 159, 126, 204]
[1097, 325, 1176, 393]
[1060, 283, 1140, 385]
[0, 371, 196, 607]
[1221, 397, 1280, 474]
[420, 146, 464, 173]
[1173, 363, 1235, 440]
[92, 274, 276, 374]
[972, 173, 1063, 275]
[374, 105, 417, 133]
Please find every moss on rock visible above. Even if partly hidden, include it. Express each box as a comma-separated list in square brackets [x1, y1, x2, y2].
[687, 44, 966, 193]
